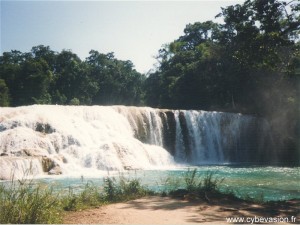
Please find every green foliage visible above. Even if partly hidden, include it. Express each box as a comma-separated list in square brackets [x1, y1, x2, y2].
[183, 169, 224, 194]
[62, 187, 80, 211]
[201, 171, 224, 193]
[87, 51, 145, 105]
[0, 178, 62, 224]
[166, 169, 225, 201]
[61, 176, 150, 211]
[143, 0, 300, 162]
[62, 182, 102, 211]
[145, 0, 299, 113]
[0, 79, 10, 106]
[103, 177, 119, 202]
[0, 46, 145, 107]
[103, 176, 150, 202]
[184, 168, 199, 192]
[69, 97, 80, 105]
[0, 170, 275, 223]
[0, 174, 152, 223]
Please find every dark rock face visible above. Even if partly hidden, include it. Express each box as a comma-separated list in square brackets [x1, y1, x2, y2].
[41, 157, 56, 172]
[48, 166, 62, 175]
[35, 123, 55, 134]
[41, 156, 64, 175]
[160, 111, 176, 155]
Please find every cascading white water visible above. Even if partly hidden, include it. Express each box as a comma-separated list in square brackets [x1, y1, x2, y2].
[0, 157, 43, 180]
[174, 110, 186, 162]
[0, 105, 274, 180]
[172, 110, 274, 164]
[183, 111, 224, 164]
[0, 105, 175, 179]
[114, 106, 164, 146]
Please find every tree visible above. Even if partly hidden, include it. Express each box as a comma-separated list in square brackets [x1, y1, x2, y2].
[53, 50, 99, 105]
[19, 58, 53, 105]
[86, 50, 144, 105]
[0, 51, 23, 106]
[215, 0, 300, 113]
[0, 79, 10, 106]
[145, 21, 224, 109]
[31, 45, 57, 72]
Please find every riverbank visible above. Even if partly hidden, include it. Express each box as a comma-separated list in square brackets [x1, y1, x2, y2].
[64, 196, 300, 224]
[1, 168, 299, 224]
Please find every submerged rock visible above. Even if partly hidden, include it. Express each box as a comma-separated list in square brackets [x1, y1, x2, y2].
[48, 166, 62, 175]
[41, 157, 56, 172]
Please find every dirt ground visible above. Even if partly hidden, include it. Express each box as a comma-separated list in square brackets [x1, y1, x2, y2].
[64, 196, 300, 224]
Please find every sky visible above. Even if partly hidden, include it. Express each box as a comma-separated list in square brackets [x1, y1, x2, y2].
[1, 0, 243, 73]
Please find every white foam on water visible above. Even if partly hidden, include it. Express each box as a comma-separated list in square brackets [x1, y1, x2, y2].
[0, 105, 176, 179]
[0, 105, 275, 180]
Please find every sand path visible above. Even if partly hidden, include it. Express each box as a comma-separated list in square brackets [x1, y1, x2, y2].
[64, 196, 299, 224]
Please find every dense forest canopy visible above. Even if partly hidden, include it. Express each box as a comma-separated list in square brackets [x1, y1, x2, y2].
[0, 48, 144, 106]
[0, 0, 299, 162]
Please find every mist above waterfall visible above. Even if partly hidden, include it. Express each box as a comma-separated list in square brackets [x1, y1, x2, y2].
[0, 105, 274, 179]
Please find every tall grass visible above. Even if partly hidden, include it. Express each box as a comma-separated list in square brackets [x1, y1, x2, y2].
[0, 172, 153, 223]
[168, 169, 225, 200]
[62, 181, 103, 211]
[0, 177, 62, 224]
[0, 168, 231, 224]
[103, 175, 151, 202]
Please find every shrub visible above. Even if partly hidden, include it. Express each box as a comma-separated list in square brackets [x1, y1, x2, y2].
[0, 179, 62, 224]
[62, 181, 103, 211]
[184, 168, 199, 192]
[62, 187, 80, 211]
[167, 169, 225, 200]
[103, 177, 120, 202]
[103, 175, 150, 202]
[69, 97, 80, 105]
[79, 181, 102, 206]
[201, 171, 224, 193]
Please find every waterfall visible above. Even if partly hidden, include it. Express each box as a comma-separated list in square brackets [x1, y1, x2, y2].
[0, 105, 274, 179]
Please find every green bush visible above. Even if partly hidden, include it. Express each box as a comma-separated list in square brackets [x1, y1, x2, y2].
[69, 97, 80, 105]
[167, 169, 225, 200]
[103, 175, 150, 202]
[62, 187, 80, 211]
[0, 174, 152, 223]
[184, 168, 199, 192]
[79, 181, 102, 206]
[103, 177, 120, 202]
[62, 182, 103, 211]
[0, 179, 62, 224]
[201, 171, 224, 193]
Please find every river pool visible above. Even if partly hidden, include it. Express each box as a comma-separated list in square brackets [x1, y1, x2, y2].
[34, 166, 300, 202]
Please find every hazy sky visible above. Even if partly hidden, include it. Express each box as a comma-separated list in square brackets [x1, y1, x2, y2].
[1, 1, 242, 73]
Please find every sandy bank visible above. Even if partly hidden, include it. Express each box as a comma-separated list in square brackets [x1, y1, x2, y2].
[64, 196, 299, 224]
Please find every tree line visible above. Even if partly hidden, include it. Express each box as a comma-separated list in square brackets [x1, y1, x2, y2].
[0, 0, 299, 162]
[144, 0, 299, 163]
[145, 0, 299, 115]
[0, 47, 145, 106]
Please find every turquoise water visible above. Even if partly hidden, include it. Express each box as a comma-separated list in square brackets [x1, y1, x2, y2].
[30, 166, 300, 202]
